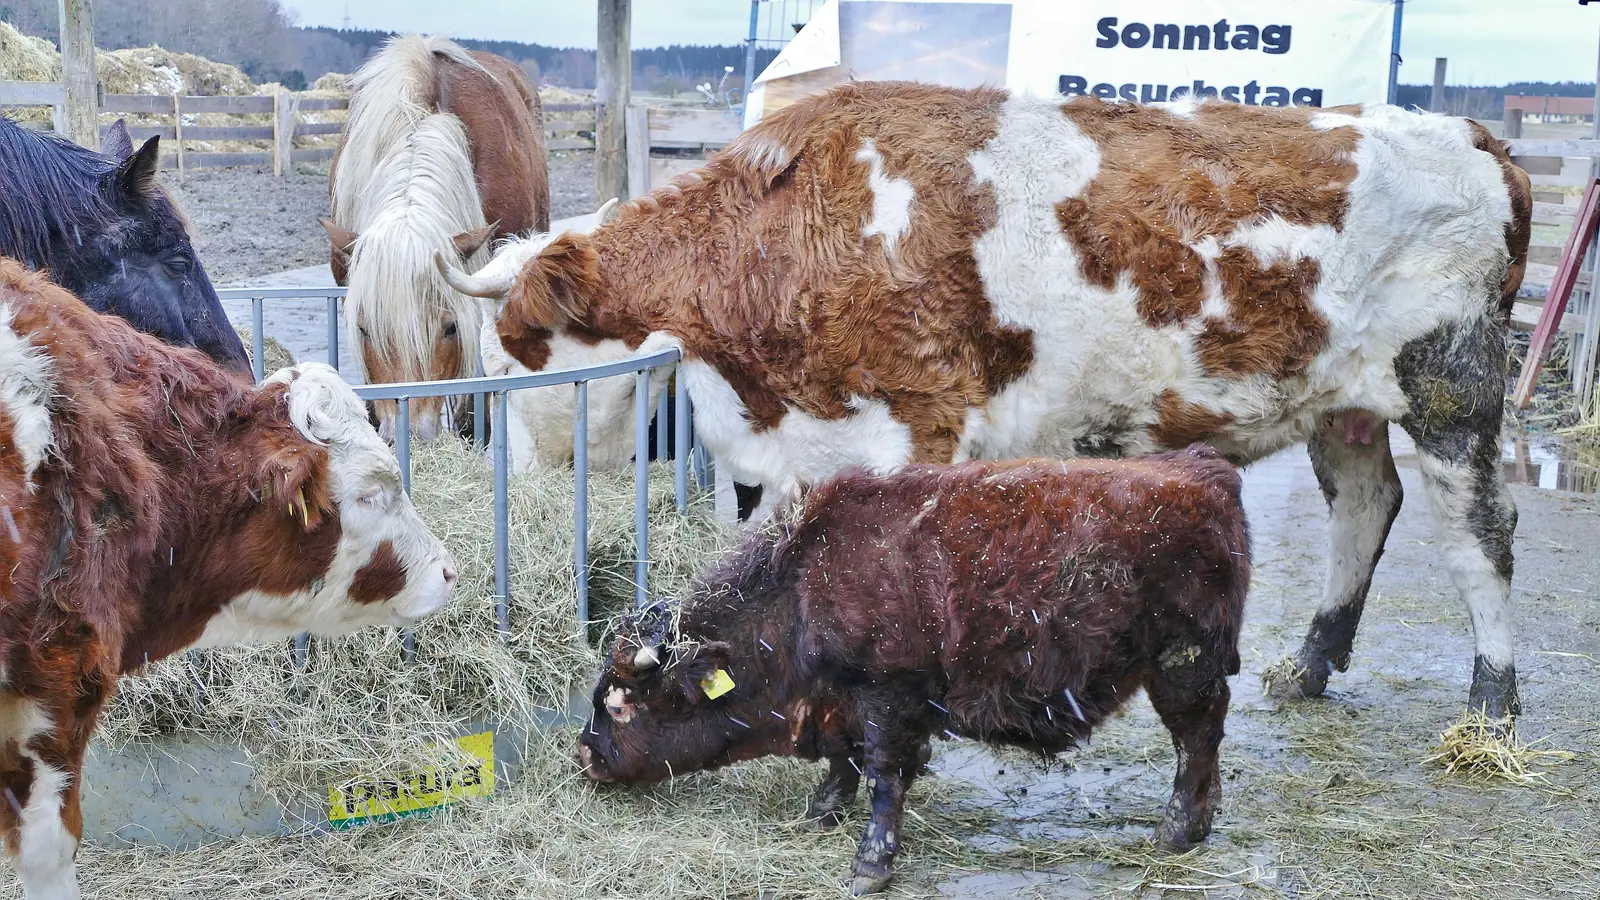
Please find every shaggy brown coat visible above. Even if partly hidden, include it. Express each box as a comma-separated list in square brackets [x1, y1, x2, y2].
[578, 445, 1250, 895]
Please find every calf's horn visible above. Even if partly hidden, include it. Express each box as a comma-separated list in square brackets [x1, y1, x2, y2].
[434, 249, 512, 299]
[632, 645, 661, 670]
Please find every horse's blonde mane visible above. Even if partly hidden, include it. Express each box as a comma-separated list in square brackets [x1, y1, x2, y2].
[333, 33, 484, 230]
[344, 113, 487, 387]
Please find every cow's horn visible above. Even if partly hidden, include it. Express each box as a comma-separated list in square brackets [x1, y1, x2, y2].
[595, 197, 620, 223]
[632, 645, 661, 670]
[433, 248, 511, 299]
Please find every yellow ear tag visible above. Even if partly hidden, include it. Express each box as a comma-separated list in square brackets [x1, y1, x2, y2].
[700, 668, 735, 700]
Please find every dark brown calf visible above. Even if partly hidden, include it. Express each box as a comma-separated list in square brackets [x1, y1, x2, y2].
[577, 446, 1251, 895]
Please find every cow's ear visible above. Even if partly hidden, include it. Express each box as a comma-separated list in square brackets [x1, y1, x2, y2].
[261, 444, 334, 532]
[680, 641, 734, 703]
[506, 232, 599, 328]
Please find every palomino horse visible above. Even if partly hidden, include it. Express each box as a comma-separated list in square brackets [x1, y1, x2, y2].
[321, 33, 549, 441]
[0, 116, 250, 374]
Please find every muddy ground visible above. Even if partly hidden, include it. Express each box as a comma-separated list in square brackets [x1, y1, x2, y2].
[111, 160, 1600, 898]
[164, 150, 598, 285]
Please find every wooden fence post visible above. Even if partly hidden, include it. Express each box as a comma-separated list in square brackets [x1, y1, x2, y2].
[1430, 57, 1446, 112]
[273, 90, 300, 177]
[596, 0, 632, 202]
[1505, 108, 1523, 140]
[625, 103, 649, 199]
[173, 93, 185, 181]
[57, 0, 98, 150]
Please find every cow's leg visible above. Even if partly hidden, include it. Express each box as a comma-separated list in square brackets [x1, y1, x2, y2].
[804, 749, 863, 827]
[849, 690, 931, 896]
[0, 709, 85, 900]
[1395, 318, 1520, 721]
[1144, 664, 1230, 849]
[1268, 416, 1403, 699]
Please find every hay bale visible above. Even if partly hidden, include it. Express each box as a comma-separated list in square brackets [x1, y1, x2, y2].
[539, 86, 593, 126]
[311, 71, 348, 93]
[0, 21, 62, 127]
[0, 21, 60, 82]
[233, 327, 298, 376]
[69, 724, 995, 898]
[99, 437, 732, 806]
[97, 46, 254, 97]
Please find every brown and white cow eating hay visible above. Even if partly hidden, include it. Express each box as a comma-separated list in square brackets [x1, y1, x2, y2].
[442, 81, 1532, 723]
[0, 260, 458, 899]
[578, 447, 1251, 895]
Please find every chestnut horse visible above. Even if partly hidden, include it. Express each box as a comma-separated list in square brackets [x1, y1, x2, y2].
[321, 34, 549, 441]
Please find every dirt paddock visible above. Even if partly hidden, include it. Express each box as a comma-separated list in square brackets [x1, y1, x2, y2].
[4, 158, 1593, 899]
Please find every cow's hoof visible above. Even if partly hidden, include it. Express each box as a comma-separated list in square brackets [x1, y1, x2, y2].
[1262, 653, 1329, 701]
[1467, 657, 1521, 723]
[1152, 816, 1206, 851]
[850, 873, 892, 896]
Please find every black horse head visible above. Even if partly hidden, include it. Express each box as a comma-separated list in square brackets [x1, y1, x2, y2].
[0, 117, 250, 375]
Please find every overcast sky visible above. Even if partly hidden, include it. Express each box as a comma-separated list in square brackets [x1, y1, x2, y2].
[280, 0, 1600, 86]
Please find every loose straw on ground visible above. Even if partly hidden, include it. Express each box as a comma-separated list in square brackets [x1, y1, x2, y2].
[1423, 710, 1576, 785]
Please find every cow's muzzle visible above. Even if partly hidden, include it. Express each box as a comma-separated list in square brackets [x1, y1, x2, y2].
[575, 739, 613, 781]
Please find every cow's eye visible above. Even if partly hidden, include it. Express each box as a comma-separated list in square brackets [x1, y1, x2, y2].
[358, 485, 387, 507]
[604, 687, 633, 722]
[442, 321, 458, 339]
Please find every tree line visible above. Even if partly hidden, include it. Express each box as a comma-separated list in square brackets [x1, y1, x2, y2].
[1395, 81, 1596, 119]
[0, 0, 778, 94]
[1, 0, 1586, 113]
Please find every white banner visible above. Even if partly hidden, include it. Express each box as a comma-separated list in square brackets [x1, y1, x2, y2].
[1014, 0, 1394, 109]
[747, 0, 1395, 129]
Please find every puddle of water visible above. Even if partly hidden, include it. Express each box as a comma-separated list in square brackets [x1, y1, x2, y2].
[1385, 427, 1600, 494]
[930, 740, 1167, 844]
[1497, 433, 1600, 493]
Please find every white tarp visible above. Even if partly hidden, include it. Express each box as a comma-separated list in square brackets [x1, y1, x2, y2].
[745, 0, 1395, 129]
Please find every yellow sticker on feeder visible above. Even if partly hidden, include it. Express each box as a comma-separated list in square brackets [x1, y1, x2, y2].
[327, 730, 496, 828]
[701, 668, 735, 699]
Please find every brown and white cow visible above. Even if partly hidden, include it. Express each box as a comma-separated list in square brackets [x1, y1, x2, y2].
[322, 33, 550, 441]
[0, 260, 458, 899]
[579, 447, 1251, 895]
[441, 81, 1533, 723]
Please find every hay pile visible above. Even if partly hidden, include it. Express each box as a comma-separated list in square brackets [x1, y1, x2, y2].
[98, 46, 254, 97]
[233, 326, 298, 375]
[67, 729, 999, 899]
[0, 22, 61, 127]
[1506, 330, 1579, 432]
[1424, 711, 1576, 785]
[0, 21, 59, 82]
[99, 437, 732, 805]
[311, 72, 348, 93]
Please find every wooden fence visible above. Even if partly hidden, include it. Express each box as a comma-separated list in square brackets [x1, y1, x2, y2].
[1, 81, 602, 173]
[1508, 139, 1598, 326]
[624, 104, 743, 198]
[545, 103, 596, 151]
[1508, 139, 1600, 403]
